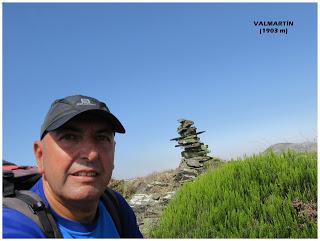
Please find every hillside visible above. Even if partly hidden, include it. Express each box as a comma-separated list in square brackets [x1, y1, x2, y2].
[150, 151, 317, 238]
[264, 142, 317, 154]
[109, 142, 317, 237]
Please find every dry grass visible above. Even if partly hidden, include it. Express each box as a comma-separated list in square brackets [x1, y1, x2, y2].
[109, 169, 178, 199]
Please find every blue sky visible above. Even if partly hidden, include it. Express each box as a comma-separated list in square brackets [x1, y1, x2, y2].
[3, 3, 317, 179]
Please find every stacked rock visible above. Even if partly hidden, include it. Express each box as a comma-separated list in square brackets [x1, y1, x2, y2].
[171, 119, 213, 173]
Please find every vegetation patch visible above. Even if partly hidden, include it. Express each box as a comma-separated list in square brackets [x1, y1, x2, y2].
[150, 151, 317, 238]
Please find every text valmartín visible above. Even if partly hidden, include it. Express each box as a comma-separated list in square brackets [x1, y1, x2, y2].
[254, 21, 294, 26]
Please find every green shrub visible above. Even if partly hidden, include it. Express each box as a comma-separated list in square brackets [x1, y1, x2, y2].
[150, 151, 317, 238]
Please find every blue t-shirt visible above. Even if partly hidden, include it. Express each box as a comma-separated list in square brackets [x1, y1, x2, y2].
[3, 179, 143, 238]
[52, 201, 119, 238]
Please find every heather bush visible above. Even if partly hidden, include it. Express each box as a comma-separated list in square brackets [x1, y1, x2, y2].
[150, 151, 317, 238]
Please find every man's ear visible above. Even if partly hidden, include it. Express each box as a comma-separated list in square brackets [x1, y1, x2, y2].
[34, 140, 44, 174]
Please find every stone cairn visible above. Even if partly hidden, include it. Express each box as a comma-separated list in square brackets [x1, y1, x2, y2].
[170, 119, 213, 182]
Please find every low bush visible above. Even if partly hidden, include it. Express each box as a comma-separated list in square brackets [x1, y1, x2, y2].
[150, 151, 317, 238]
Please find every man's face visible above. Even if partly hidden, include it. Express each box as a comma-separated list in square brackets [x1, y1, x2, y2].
[34, 113, 115, 204]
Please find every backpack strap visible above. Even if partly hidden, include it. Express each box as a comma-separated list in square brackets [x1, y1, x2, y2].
[101, 187, 123, 237]
[3, 190, 62, 238]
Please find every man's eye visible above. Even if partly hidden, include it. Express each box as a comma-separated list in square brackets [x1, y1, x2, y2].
[96, 135, 111, 141]
[61, 134, 78, 141]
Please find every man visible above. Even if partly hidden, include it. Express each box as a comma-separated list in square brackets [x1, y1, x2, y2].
[3, 95, 143, 238]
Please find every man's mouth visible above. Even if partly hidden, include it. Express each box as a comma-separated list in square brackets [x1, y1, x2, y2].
[72, 171, 98, 177]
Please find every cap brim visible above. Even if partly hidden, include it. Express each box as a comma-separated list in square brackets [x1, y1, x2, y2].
[44, 109, 125, 136]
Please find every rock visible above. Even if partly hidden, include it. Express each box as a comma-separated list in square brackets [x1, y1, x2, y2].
[186, 158, 203, 168]
[152, 193, 161, 200]
[178, 119, 194, 128]
[198, 156, 213, 163]
[129, 194, 157, 207]
[183, 142, 202, 149]
[200, 144, 209, 152]
[162, 191, 176, 202]
[179, 126, 197, 136]
[178, 137, 200, 145]
[182, 150, 208, 158]
[174, 168, 198, 182]
[180, 168, 198, 175]
[150, 181, 168, 187]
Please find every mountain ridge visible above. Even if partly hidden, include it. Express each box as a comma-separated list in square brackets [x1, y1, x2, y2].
[264, 141, 317, 154]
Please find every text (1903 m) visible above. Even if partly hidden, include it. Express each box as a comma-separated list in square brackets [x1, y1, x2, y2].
[259, 28, 288, 34]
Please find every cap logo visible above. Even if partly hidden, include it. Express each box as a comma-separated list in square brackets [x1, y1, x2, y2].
[76, 98, 96, 106]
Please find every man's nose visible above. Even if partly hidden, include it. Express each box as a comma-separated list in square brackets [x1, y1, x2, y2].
[79, 139, 99, 161]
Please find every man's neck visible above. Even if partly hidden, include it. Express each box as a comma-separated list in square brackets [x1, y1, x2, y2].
[43, 181, 99, 224]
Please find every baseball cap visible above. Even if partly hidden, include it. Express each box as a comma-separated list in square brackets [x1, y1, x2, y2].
[40, 95, 125, 139]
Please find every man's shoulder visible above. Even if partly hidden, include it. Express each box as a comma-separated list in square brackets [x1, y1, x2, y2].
[111, 189, 128, 203]
[106, 189, 143, 238]
[3, 207, 46, 238]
